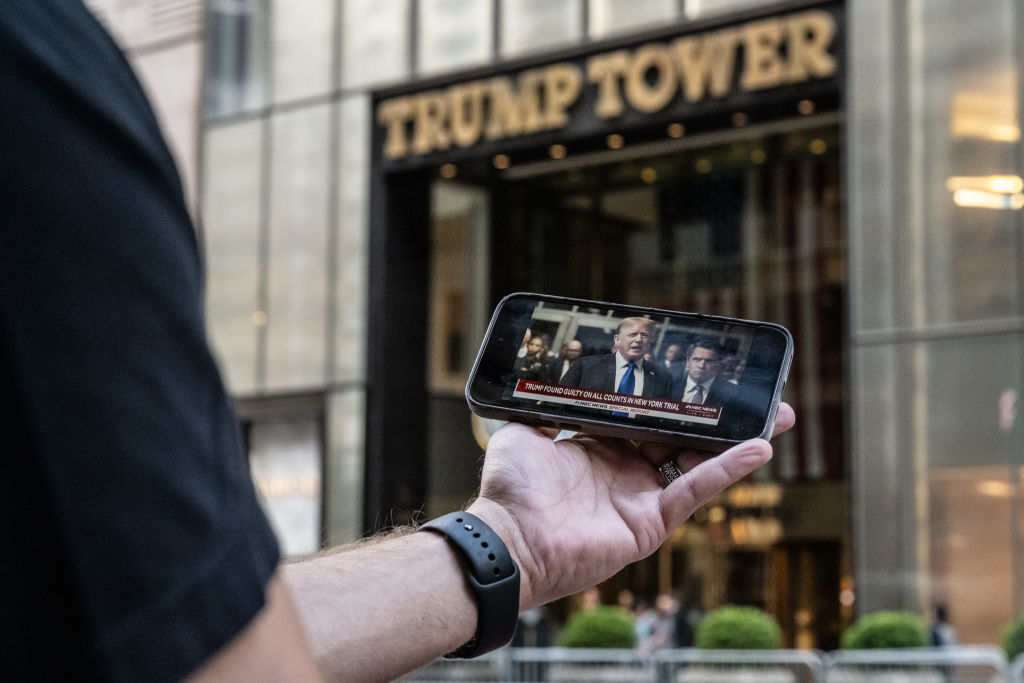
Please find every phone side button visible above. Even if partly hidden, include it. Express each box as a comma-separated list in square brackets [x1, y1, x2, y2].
[534, 419, 556, 428]
[561, 423, 582, 432]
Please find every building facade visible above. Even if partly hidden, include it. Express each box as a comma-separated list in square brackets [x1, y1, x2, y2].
[90, 0, 1024, 648]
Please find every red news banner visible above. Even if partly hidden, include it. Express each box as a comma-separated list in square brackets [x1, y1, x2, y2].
[512, 380, 722, 425]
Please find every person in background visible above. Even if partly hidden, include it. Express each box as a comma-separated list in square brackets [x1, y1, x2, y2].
[662, 343, 686, 385]
[516, 334, 554, 382]
[662, 343, 684, 370]
[580, 586, 603, 611]
[617, 588, 636, 614]
[721, 353, 746, 384]
[518, 328, 533, 357]
[550, 339, 584, 380]
[930, 603, 957, 682]
[637, 593, 679, 653]
[930, 604, 957, 647]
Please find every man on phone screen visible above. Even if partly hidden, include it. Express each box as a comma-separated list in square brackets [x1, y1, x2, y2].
[674, 340, 739, 409]
[560, 317, 673, 401]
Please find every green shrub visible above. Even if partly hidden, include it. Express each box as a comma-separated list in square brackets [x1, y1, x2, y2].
[1001, 613, 1024, 660]
[694, 606, 782, 649]
[560, 606, 637, 649]
[840, 611, 928, 649]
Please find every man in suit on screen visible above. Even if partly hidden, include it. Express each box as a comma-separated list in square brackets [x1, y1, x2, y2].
[549, 339, 584, 380]
[673, 340, 740, 409]
[560, 317, 673, 404]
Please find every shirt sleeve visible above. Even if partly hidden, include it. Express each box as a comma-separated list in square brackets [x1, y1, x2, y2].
[0, 3, 280, 681]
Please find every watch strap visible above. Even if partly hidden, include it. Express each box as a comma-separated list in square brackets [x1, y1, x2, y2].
[420, 511, 520, 658]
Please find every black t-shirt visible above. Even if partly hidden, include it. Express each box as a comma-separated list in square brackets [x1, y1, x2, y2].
[0, 2, 280, 680]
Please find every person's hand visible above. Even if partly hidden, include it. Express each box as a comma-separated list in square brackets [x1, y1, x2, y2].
[467, 402, 795, 610]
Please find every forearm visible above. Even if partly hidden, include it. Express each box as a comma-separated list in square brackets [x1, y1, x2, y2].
[281, 529, 479, 682]
[186, 572, 322, 682]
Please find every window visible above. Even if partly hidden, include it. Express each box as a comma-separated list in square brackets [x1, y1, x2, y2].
[204, 0, 268, 118]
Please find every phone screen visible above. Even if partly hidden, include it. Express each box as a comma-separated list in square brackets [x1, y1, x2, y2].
[467, 293, 792, 445]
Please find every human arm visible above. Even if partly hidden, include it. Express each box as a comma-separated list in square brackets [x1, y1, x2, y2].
[185, 572, 322, 682]
[184, 525, 484, 683]
[1, 4, 290, 679]
[466, 403, 794, 609]
[279, 526, 484, 681]
[276, 402, 794, 681]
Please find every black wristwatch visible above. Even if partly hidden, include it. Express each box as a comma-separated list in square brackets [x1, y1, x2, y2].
[420, 512, 521, 658]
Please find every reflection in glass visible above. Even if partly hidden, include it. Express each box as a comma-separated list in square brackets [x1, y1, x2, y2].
[333, 96, 372, 385]
[426, 181, 491, 516]
[588, 0, 677, 40]
[271, 0, 334, 103]
[249, 418, 323, 556]
[489, 127, 845, 483]
[921, 335, 1023, 643]
[203, 0, 268, 118]
[501, 0, 582, 58]
[914, 0, 1019, 323]
[341, 0, 410, 89]
[417, 0, 493, 75]
[203, 121, 263, 393]
[265, 105, 330, 389]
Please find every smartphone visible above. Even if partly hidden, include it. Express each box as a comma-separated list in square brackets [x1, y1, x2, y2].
[466, 292, 793, 452]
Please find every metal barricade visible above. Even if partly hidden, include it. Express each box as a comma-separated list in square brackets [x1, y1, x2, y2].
[506, 647, 654, 683]
[399, 645, 1013, 683]
[397, 650, 511, 682]
[654, 648, 825, 683]
[1009, 653, 1024, 683]
[400, 648, 654, 683]
[824, 646, 1007, 683]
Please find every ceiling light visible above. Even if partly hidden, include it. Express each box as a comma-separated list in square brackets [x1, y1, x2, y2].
[952, 188, 1024, 210]
[946, 175, 1024, 194]
[951, 91, 1020, 141]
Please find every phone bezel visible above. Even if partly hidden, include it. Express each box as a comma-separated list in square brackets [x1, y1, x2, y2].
[465, 292, 793, 451]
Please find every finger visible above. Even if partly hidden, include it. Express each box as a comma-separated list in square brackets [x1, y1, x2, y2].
[535, 425, 562, 440]
[628, 401, 796, 468]
[772, 402, 796, 437]
[660, 438, 772, 529]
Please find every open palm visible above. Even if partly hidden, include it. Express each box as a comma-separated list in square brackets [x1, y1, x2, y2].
[468, 402, 795, 610]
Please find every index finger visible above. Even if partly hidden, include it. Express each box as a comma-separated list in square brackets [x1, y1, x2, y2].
[772, 401, 796, 436]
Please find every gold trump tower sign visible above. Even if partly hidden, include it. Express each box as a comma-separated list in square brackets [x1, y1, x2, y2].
[376, 8, 838, 162]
